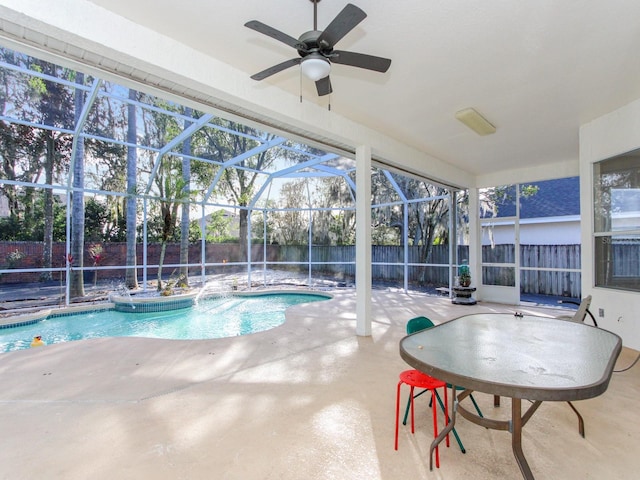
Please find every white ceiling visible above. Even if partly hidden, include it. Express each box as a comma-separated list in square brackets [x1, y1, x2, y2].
[20, 1, 640, 180]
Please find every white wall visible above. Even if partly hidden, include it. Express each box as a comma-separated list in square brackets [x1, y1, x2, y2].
[483, 217, 580, 246]
[580, 98, 640, 351]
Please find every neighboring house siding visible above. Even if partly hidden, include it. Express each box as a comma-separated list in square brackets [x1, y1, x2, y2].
[483, 216, 581, 245]
[486, 177, 581, 245]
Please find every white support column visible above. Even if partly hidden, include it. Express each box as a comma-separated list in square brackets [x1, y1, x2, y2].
[142, 197, 148, 291]
[449, 191, 456, 294]
[468, 187, 480, 297]
[200, 203, 206, 286]
[247, 210, 252, 288]
[403, 202, 409, 292]
[355, 145, 372, 336]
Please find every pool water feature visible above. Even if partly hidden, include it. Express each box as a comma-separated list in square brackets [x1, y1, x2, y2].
[0, 292, 330, 353]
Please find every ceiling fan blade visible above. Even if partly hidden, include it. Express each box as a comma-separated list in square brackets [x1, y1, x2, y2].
[331, 50, 391, 73]
[251, 58, 302, 81]
[317, 4, 367, 47]
[315, 76, 332, 96]
[245, 20, 302, 49]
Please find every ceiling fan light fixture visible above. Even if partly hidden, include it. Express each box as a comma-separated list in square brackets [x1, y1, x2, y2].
[301, 54, 331, 81]
[455, 108, 496, 136]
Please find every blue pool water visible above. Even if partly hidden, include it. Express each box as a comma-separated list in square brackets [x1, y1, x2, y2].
[0, 293, 329, 353]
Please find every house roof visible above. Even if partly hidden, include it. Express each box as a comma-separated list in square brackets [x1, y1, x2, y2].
[493, 177, 580, 219]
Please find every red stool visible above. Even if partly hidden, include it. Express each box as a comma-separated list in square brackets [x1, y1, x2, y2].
[395, 369, 449, 468]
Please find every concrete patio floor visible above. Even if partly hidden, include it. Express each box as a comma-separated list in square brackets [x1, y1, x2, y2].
[1, 290, 639, 479]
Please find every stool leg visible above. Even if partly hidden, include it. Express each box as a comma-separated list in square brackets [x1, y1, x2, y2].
[443, 385, 450, 448]
[402, 395, 412, 426]
[431, 388, 440, 468]
[403, 388, 428, 425]
[470, 393, 484, 418]
[395, 380, 402, 450]
[434, 391, 466, 454]
[410, 385, 415, 434]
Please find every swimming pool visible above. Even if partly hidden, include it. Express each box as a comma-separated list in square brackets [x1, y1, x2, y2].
[0, 292, 330, 353]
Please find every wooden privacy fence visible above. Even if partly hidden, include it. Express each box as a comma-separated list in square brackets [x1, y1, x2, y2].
[0, 241, 587, 297]
[261, 244, 583, 297]
[521, 244, 581, 297]
[477, 244, 582, 297]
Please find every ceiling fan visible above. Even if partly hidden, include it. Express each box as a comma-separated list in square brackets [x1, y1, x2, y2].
[245, 0, 392, 96]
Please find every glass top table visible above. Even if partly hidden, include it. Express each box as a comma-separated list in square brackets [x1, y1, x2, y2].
[399, 313, 622, 479]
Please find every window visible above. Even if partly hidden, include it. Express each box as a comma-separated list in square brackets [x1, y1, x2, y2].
[593, 151, 640, 291]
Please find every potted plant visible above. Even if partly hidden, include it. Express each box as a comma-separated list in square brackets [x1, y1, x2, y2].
[459, 265, 471, 287]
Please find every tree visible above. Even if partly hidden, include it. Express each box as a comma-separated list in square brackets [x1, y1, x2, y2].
[377, 172, 453, 259]
[191, 121, 282, 260]
[27, 58, 74, 281]
[0, 122, 42, 226]
[0, 49, 42, 226]
[311, 175, 356, 245]
[138, 97, 191, 291]
[125, 88, 138, 289]
[370, 169, 404, 246]
[0, 50, 74, 263]
[70, 72, 86, 297]
[179, 107, 193, 284]
[151, 158, 188, 291]
[203, 210, 232, 242]
[269, 180, 309, 245]
[83, 82, 129, 245]
[84, 197, 115, 242]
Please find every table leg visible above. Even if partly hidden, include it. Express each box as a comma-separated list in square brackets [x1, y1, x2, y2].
[566, 401, 585, 438]
[494, 395, 501, 407]
[511, 398, 534, 480]
[429, 384, 458, 470]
